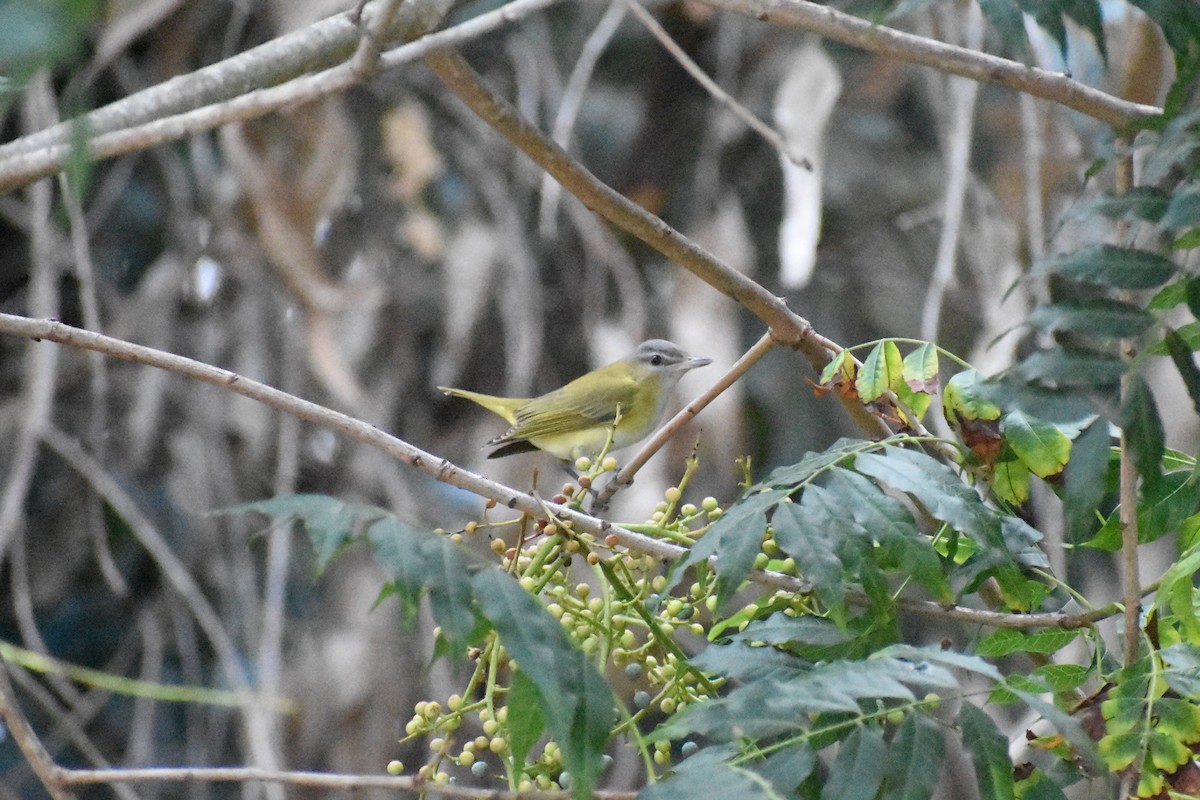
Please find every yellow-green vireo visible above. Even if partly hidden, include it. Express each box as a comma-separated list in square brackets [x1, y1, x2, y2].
[440, 339, 712, 461]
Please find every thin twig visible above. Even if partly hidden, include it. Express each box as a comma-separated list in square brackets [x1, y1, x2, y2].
[57, 765, 638, 798]
[0, 0, 565, 193]
[622, 0, 810, 171]
[538, 0, 627, 236]
[694, 0, 1160, 130]
[596, 331, 777, 507]
[350, 0, 406, 78]
[1114, 137, 1141, 667]
[920, 2, 981, 347]
[0, 663, 74, 800]
[0, 312, 1137, 632]
[0, 73, 61, 570]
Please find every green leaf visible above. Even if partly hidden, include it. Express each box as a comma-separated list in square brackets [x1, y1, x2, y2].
[943, 369, 1002, 423]
[1036, 244, 1176, 289]
[1163, 329, 1200, 414]
[1002, 411, 1072, 478]
[883, 713, 945, 800]
[771, 498, 850, 619]
[958, 704, 1015, 800]
[1098, 730, 1142, 771]
[1159, 185, 1200, 232]
[1031, 663, 1092, 693]
[763, 438, 871, 488]
[1148, 320, 1200, 355]
[1156, 644, 1200, 699]
[735, 612, 853, 648]
[1121, 374, 1164, 494]
[902, 343, 939, 388]
[507, 670, 546, 770]
[978, 0, 1030, 57]
[669, 488, 787, 608]
[857, 341, 904, 404]
[853, 449, 1001, 546]
[1142, 110, 1200, 182]
[1140, 469, 1200, 544]
[826, 468, 952, 602]
[756, 741, 817, 795]
[368, 517, 476, 641]
[226, 494, 380, 574]
[1154, 543, 1200, 640]
[470, 570, 613, 800]
[1014, 769, 1069, 800]
[1148, 278, 1189, 310]
[1063, 420, 1112, 541]
[975, 628, 1081, 657]
[1173, 229, 1200, 250]
[1072, 187, 1168, 223]
[1153, 697, 1200, 740]
[820, 725, 887, 800]
[640, 750, 787, 800]
[1026, 299, 1154, 338]
[991, 458, 1031, 505]
[821, 349, 856, 386]
[1015, 348, 1126, 387]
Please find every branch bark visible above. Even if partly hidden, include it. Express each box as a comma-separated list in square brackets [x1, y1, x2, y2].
[696, 0, 1161, 130]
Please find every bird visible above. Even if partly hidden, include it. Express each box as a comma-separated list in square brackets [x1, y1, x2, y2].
[440, 339, 712, 461]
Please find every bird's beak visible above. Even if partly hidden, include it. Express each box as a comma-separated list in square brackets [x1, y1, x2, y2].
[687, 356, 713, 369]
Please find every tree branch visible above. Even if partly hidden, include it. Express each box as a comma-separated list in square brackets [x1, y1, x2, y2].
[0, 312, 1136, 632]
[696, 0, 1161, 130]
[0, 0, 562, 193]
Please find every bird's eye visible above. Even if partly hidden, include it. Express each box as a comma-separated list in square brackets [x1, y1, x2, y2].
[650, 354, 663, 366]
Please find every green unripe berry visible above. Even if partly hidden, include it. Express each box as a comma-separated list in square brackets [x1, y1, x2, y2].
[429, 737, 445, 752]
[548, 603, 565, 619]
[474, 736, 489, 750]
[753, 553, 769, 569]
[575, 456, 592, 472]
[433, 771, 450, 784]
[387, 760, 404, 775]
[482, 719, 498, 735]
[664, 486, 682, 503]
[651, 576, 668, 593]
[489, 736, 507, 753]
[660, 697, 677, 714]
[447, 694, 462, 711]
[680, 503, 697, 517]
[654, 749, 670, 765]
[496, 707, 508, 723]
[576, 582, 591, 598]
[701, 496, 719, 511]
[587, 597, 604, 613]
[423, 702, 441, 720]
[602, 456, 619, 471]
[621, 629, 637, 648]
[404, 718, 422, 736]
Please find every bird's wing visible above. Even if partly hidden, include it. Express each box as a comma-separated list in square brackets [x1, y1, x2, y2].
[501, 370, 640, 441]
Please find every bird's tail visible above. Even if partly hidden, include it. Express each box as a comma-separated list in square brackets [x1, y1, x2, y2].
[438, 386, 527, 426]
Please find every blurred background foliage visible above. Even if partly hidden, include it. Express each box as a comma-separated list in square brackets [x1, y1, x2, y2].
[0, 0, 1191, 797]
